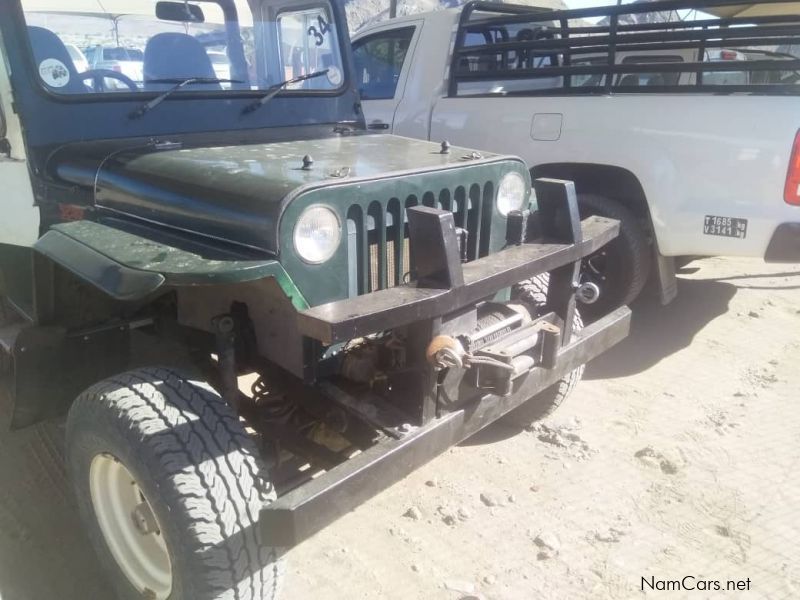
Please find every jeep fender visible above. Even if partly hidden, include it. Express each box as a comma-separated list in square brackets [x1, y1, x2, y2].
[33, 220, 307, 307]
[9, 220, 307, 428]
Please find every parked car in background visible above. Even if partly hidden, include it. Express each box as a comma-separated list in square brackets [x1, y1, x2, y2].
[64, 43, 88, 74]
[83, 45, 144, 84]
[353, 0, 800, 318]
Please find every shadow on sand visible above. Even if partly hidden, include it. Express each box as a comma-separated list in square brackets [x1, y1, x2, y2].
[584, 275, 736, 380]
[0, 395, 114, 600]
[465, 274, 738, 446]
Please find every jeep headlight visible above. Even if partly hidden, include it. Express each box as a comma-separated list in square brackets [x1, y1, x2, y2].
[294, 205, 341, 264]
[496, 171, 527, 217]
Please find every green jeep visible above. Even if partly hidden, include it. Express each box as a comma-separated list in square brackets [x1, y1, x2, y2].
[0, 1, 629, 598]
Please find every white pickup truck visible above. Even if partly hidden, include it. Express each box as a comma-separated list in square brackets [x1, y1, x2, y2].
[352, 0, 800, 317]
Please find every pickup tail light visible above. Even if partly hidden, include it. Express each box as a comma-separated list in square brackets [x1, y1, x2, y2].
[785, 130, 800, 206]
[719, 50, 739, 60]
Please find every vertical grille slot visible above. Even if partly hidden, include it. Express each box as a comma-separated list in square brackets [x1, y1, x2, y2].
[466, 183, 482, 261]
[386, 198, 405, 287]
[453, 186, 467, 228]
[404, 195, 418, 276]
[346, 205, 369, 296]
[479, 181, 495, 258]
[367, 201, 387, 292]
[439, 189, 452, 211]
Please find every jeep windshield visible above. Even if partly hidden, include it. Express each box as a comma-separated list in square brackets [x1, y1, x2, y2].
[20, 0, 346, 96]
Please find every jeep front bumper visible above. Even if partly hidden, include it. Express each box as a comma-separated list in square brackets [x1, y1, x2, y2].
[261, 178, 631, 547]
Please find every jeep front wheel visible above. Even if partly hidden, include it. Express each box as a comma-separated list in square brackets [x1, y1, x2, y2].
[66, 367, 281, 600]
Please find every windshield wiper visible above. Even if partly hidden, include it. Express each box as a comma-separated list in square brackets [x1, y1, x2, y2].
[241, 69, 329, 116]
[129, 77, 243, 120]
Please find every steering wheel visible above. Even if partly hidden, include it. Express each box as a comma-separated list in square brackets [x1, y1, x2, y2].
[80, 69, 139, 92]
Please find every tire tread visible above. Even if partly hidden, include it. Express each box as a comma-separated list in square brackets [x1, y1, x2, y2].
[67, 367, 280, 600]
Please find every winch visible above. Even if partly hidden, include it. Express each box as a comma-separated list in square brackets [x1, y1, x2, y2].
[425, 301, 563, 396]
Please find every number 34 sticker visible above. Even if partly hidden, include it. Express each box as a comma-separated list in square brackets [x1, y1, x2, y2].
[307, 15, 331, 47]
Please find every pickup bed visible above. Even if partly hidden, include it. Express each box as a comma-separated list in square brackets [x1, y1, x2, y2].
[352, 0, 800, 316]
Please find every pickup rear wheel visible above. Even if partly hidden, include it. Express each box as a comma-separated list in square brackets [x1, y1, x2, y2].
[576, 194, 650, 320]
[66, 367, 281, 600]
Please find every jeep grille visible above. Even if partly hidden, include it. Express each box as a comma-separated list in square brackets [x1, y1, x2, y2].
[347, 182, 495, 296]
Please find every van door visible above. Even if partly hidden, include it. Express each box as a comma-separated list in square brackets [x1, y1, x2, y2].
[352, 23, 420, 133]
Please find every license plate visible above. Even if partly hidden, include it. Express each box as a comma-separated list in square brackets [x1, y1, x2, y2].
[703, 215, 748, 239]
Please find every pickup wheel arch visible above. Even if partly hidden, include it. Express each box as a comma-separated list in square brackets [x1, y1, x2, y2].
[531, 163, 677, 307]
[530, 163, 653, 229]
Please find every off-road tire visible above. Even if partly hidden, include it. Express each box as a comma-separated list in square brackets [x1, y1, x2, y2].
[577, 193, 650, 320]
[66, 367, 281, 600]
[501, 274, 584, 426]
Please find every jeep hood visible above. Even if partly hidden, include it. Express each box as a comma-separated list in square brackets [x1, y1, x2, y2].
[57, 135, 504, 254]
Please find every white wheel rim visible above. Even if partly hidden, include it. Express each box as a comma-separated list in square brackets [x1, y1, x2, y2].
[89, 454, 173, 599]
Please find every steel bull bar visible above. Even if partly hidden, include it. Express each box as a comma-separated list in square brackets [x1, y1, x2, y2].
[260, 179, 631, 547]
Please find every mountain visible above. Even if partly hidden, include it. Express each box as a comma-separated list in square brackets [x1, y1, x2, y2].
[346, 0, 569, 33]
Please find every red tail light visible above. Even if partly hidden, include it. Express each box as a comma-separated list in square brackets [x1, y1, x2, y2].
[720, 50, 738, 60]
[785, 130, 800, 206]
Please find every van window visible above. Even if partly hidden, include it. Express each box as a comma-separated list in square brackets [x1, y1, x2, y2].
[352, 27, 415, 100]
[618, 55, 684, 87]
[571, 57, 606, 88]
[102, 48, 144, 62]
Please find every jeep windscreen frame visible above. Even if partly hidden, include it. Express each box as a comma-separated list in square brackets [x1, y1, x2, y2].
[17, 0, 347, 100]
[1, 0, 360, 160]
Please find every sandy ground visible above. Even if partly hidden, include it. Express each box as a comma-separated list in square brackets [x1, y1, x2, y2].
[0, 256, 798, 600]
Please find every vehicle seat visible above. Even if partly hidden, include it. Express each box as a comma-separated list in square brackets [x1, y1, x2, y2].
[27, 26, 88, 94]
[144, 33, 220, 91]
[619, 74, 640, 87]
